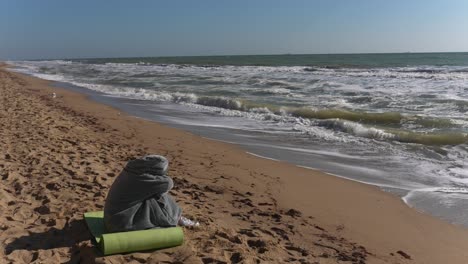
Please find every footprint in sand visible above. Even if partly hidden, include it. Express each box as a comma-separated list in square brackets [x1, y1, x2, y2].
[246, 239, 268, 254]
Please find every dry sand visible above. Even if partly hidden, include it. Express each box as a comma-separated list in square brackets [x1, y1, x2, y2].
[1, 64, 468, 263]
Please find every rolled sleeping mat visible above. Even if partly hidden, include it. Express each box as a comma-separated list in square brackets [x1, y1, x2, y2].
[99, 226, 184, 255]
[84, 211, 184, 255]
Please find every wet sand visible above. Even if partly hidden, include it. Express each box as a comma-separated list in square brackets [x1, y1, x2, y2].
[1, 64, 468, 263]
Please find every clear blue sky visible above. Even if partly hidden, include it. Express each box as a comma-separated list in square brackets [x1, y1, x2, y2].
[1, 0, 467, 60]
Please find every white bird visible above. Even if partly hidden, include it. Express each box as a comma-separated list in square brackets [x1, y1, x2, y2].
[52, 92, 57, 98]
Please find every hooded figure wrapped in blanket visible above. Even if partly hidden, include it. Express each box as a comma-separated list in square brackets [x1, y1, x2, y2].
[104, 155, 195, 233]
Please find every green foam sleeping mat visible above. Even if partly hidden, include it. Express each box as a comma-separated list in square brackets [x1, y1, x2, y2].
[83, 211, 184, 255]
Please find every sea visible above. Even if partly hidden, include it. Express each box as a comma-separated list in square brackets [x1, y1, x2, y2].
[9, 53, 468, 226]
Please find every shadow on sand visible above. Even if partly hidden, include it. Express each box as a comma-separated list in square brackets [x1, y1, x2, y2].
[5, 219, 99, 263]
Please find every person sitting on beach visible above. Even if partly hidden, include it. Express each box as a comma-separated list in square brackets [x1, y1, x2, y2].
[104, 154, 197, 233]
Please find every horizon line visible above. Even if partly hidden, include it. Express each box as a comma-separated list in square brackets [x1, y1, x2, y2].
[4, 50, 468, 61]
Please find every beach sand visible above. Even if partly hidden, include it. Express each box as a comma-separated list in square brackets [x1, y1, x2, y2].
[1, 64, 468, 263]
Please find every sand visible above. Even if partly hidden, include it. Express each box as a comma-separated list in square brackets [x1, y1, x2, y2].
[1, 64, 468, 263]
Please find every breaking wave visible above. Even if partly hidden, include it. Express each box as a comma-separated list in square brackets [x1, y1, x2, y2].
[315, 119, 467, 145]
[290, 108, 403, 125]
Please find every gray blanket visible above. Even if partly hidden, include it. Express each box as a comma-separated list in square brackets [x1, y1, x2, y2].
[104, 155, 182, 233]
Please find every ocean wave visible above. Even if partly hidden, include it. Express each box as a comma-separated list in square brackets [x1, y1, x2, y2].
[399, 67, 468, 74]
[303, 67, 320, 72]
[435, 187, 468, 194]
[196, 96, 242, 110]
[45, 60, 73, 65]
[452, 69, 468, 73]
[289, 108, 403, 125]
[315, 119, 395, 140]
[405, 187, 468, 197]
[406, 116, 456, 128]
[186, 97, 468, 145]
[402, 187, 468, 206]
[397, 69, 445, 74]
[300, 65, 468, 80]
[16, 60, 468, 80]
[394, 131, 468, 145]
[284, 107, 459, 130]
[314, 119, 467, 145]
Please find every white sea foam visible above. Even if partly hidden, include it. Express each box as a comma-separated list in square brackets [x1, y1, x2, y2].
[403, 187, 468, 206]
[246, 152, 280, 161]
[296, 164, 412, 191]
[314, 119, 395, 140]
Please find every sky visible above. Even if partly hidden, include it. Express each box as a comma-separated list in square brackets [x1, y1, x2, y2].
[1, 0, 468, 60]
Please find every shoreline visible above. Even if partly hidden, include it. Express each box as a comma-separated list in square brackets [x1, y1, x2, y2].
[12, 59, 468, 228]
[2, 64, 468, 263]
[40, 71, 461, 226]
